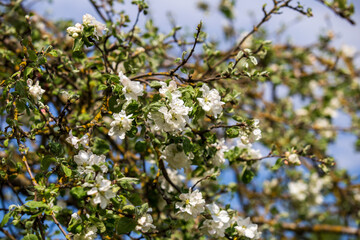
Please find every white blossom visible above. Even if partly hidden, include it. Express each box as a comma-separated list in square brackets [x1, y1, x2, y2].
[341, 44, 356, 58]
[119, 71, 144, 101]
[160, 144, 191, 170]
[309, 173, 332, 204]
[353, 189, 360, 202]
[288, 180, 308, 201]
[66, 130, 89, 149]
[82, 13, 108, 39]
[197, 84, 224, 118]
[108, 110, 133, 139]
[175, 189, 205, 220]
[235, 141, 262, 159]
[288, 153, 301, 165]
[234, 217, 261, 239]
[295, 108, 308, 117]
[202, 219, 228, 238]
[263, 179, 278, 195]
[206, 203, 230, 224]
[263, 178, 279, 195]
[136, 211, 156, 232]
[313, 118, 334, 138]
[66, 23, 83, 38]
[74, 225, 98, 240]
[149, 95, 192, 133]
[85, 175, 115, 209]
[239, 119, 262, 144]
[74, 150, 108, 175]
[159, 80, 178, 96]
[289, 173, 331, 204]
[210, 139, 228, 167]
[71, 213, 81, 222]
[27, 79, 45, 101]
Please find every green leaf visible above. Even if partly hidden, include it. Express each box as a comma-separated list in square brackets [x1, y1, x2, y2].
[241, 168, 255, 184]
[118, 177, 139, 184]
[73, 38, 84, 52]
[109, 96, 122, 113]
[149, 81, 163, 89]
[226, 127, 239, 138]
[126, 101, 140, 115]
[23, 234, 39, 240]
[28, 50, 37, 61]
[182, 137, 192, 154]
[24, 67, 33, 78]
[249, 56, 258, 65]
[271, 158, 283, 171]
[49, 49, 59, 57]
[126, 125, 138, 138]
[122, 205, 136, 215]
[0, 212, 11, 227]
[70, 186, 87, 200]
[127, 192, 142, 206]
[37, 56, 47, 65]
[61, 164, 72, 177]
[26, 201, 48, 209]
[98, 84, 108, 91]
[232, 115, 243, 122]
[116, 217, 137, 234]
[135, 141, 147, 152]
[92, 137, 110, 155]
[137, 203, 149, 216]
[4, 139, 9, 148]
[48, 141, 64, 156]
[41, 155, 56, 171]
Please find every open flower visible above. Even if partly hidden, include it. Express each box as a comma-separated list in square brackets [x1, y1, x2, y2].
[108, 110, 133, 140]
[234, 217, 261, 239]
[119, 71, 144, 101]
[27, 79, 45, 101]
[288, 153, 301, 165]
[84, 175, 115, 209]
[202, 219, 228, 238]
[207, 203, 230, 223]
[136, 209, 156, 232]
[149, 94, 192, 133]
[197, 84, 224, 118]
[210, 139, 228, 167]
[175, 189, 205, 220]
[73, 225, 98, 240]
[82, 13, 108, 39]
[74, 150, 108, 175]
[160, 144, 191, 170]
[66, 130, 89, 149]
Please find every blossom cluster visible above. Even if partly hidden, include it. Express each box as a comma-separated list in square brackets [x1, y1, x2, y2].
[27, 79, 45, 102]
[149, 81, 192, 133]
[67, 13, 107, 39]
[175, 190, 262, 239]
[288, 173, 332, 204]
[240, 119, 262, 144]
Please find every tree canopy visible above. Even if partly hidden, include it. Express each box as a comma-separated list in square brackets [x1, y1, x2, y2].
[0, 0, 360, 239]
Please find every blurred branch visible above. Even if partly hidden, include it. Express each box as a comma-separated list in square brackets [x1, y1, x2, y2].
[253, 216, 360, 235]
[316, 0, 355, 25]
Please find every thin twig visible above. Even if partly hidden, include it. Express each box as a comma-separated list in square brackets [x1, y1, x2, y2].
[316, 0, 355, 25]
[127, 7, 142, 43]
[89, 0, 108, 23]
[158, 158, 181, 193]
[170, 21, 202, 76]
